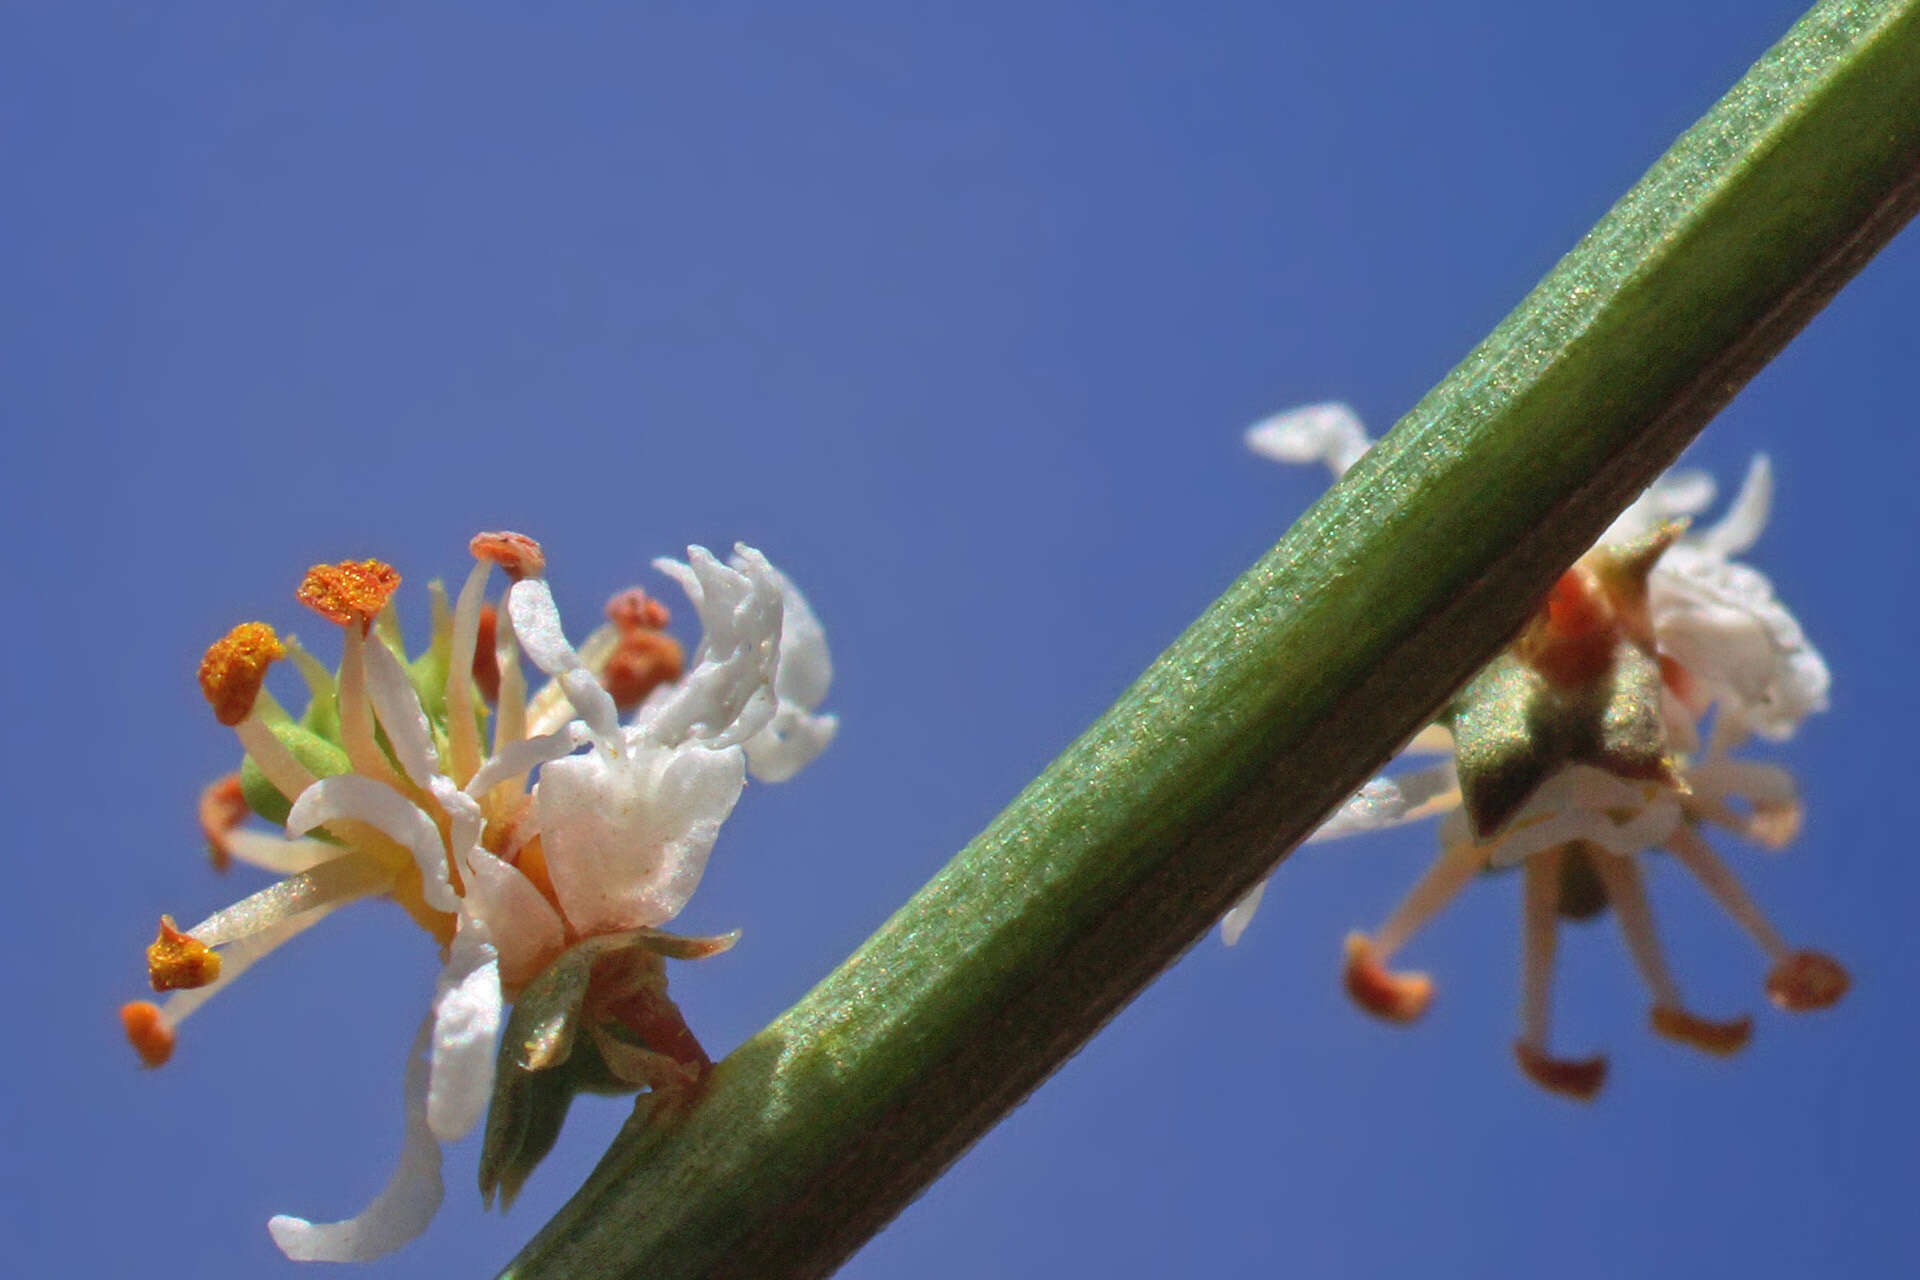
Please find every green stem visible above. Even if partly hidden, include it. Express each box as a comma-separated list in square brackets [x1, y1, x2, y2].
[505, 3, 1920, 1276]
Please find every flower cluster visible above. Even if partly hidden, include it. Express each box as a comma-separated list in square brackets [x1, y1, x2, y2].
[121, 532, 834, 1258]
[1226, 403, 1844, 1098]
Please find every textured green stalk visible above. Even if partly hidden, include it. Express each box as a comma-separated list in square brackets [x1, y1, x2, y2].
[505, 3, 1920, 1276]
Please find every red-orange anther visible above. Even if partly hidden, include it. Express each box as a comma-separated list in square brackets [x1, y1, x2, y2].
[297, 559, 401, 624]
[1341, 933, 1433, 1024]
[1513, 1041, 1608, 1100]
[121, 1001, 175, 1068]
[606, 588, 671, 633]
[198, 622, 285, 726]
[1651, 1006, 1753, 1056]
[1766, 950, 1850, 1011]
[197, 773, 248, 872]
[147, 916, 221, 992]
[470, 531, 546, 581]
[604, 631, 685, 711]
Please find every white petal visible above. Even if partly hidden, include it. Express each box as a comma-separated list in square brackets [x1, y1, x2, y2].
[465, 724, 587, 798]
[426, 921, 503, 1142]
[1650, 548, 1829, 739]
[1312, 761, 1461, 841]
[287, 775, 458, 913]
[742, 549, 837, 782]
[1244, 402, 1372, 478]
[1602, 467, 1717, 543]
[362, 635, 444, 787]
[1220, 878, 1267, 946]
[533, 738, 747, 935]
[463, 847, 567, 987]
[1695, 454, 1772, 557]
[507, 578, 621, 742]
[268, 1018, 445, 1262]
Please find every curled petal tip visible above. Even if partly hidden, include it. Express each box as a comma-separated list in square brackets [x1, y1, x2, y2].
[1651, 1005, 1753, 1056]
[1341, 933, 1433, 1023]
[1766, 950, 1849, 1011]
[1513, 1041, 1608, 1100]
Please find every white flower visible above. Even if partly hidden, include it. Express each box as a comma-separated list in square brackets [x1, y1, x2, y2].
[1227, 404, 1845, 1098]
[123, 532, 835, 1260]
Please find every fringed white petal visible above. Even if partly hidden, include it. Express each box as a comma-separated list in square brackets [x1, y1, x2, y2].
[638, 545, 782, 750]
[268, 1018, 444, 1262]
[1220, 878, 1268, 946]
[744, 553, 837, 782]
[1445, 766, 1684, 868]
[507, 578, 621, 742]
[426, 921, 503, 1142]
[1244, 402, 1372, 478]
[462, 848, 567, 988]
[287, 776, 459, 914]
[533, 738, 747, 935]
[1313, 762, 1461, 841]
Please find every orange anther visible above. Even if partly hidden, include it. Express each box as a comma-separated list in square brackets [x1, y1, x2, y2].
[1341, 932, 1433, 1023]
[121, 1001, 175, 1068]
[1521, 568, 1618, 687]
[198, 622, 285, 726]
[296, 559, 401, 625]
[147, 916, 221, 992]
[198, 773, 248, 872]
[1766, 950, 1850, 1011]
[470, 531, 546, 581]
[472, 603, 501, 703]
[606, 588, 671, 633]
[604, 631, 685, 711]
[1651, 1005, 1753, 1056]
[1513, 1041, 1608, 1100]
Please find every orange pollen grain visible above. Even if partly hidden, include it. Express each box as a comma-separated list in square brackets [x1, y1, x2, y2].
[297, 559, 401, 625]
[470, 531, 546, 581]
[198, 622, 285, 726]
[147, 916, 222, 992]
[121, 1001, 175, 1068]
[197, 773, 249, 872]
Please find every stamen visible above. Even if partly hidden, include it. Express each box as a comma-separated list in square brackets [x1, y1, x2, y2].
[1765, 951, 1850, 1011]
[336, 626, 407, 790]
[1664, 824, 1849, 1013]
[604, 631, 685, 711]
[470, 530, 545, 581]
[296, 559, 401, 627]
[1342, 933, 1432, 1022]
[186, 851, 390, 948]
[198, 773, 248, 872]
[1585, 847, 1755, 1055]
[1650, 1006, 1753, 1055]
[473, 604, 502, 704]
[120, 1001, 174, 1067]
[147, 916, 221, 991]
[492, 605, 529, 757]
[1513, 1041, 1608, 1100]
[606, 588, 671, 632]
[1372, 839, 1485, 958]
[446, 560, 494, 784]
[198, 622, 285, 725]
[231, 716, 320, 809]
[1519, 847, 1563, 1052]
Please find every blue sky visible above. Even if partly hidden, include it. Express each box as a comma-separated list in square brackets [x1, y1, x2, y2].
[5, 3, 1916, 1277]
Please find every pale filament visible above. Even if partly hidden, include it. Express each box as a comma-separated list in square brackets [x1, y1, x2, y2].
[1519, 845, 1565, 1050]
[1587, 848, 1685, 1009]
[1372, 839, 1485, 960]
[1665, 823, 1791, 960]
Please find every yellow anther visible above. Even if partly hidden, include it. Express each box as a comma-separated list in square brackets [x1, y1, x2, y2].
[297, 558, 402, 624]
[121, 1001, 175, 1067]
[198, 622, 285, 726]
[470, 530, 546, 581]
[147, 916, 221, 992]
[198, 773, 248, 872]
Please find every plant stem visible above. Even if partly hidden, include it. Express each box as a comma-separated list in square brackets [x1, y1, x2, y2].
[504, 2, 1920, 1276]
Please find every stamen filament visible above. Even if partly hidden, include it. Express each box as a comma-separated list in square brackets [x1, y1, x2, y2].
[337, 627, 407, 790]
[233, 716, 318, 804]
[1587, 848, 1685, 1008]
[187, 852, 389, 948]
[445, 560, 493, 786]
[1664, 823, 1790, 959]
[1373, 839, 1484, 959]
[1519, 846, 1564, 1050]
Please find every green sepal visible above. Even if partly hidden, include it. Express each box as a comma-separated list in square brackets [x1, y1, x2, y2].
[479, 928, 731, 1210]
[237, 721, 353, 827]
[1446, 639, 1675, 838]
